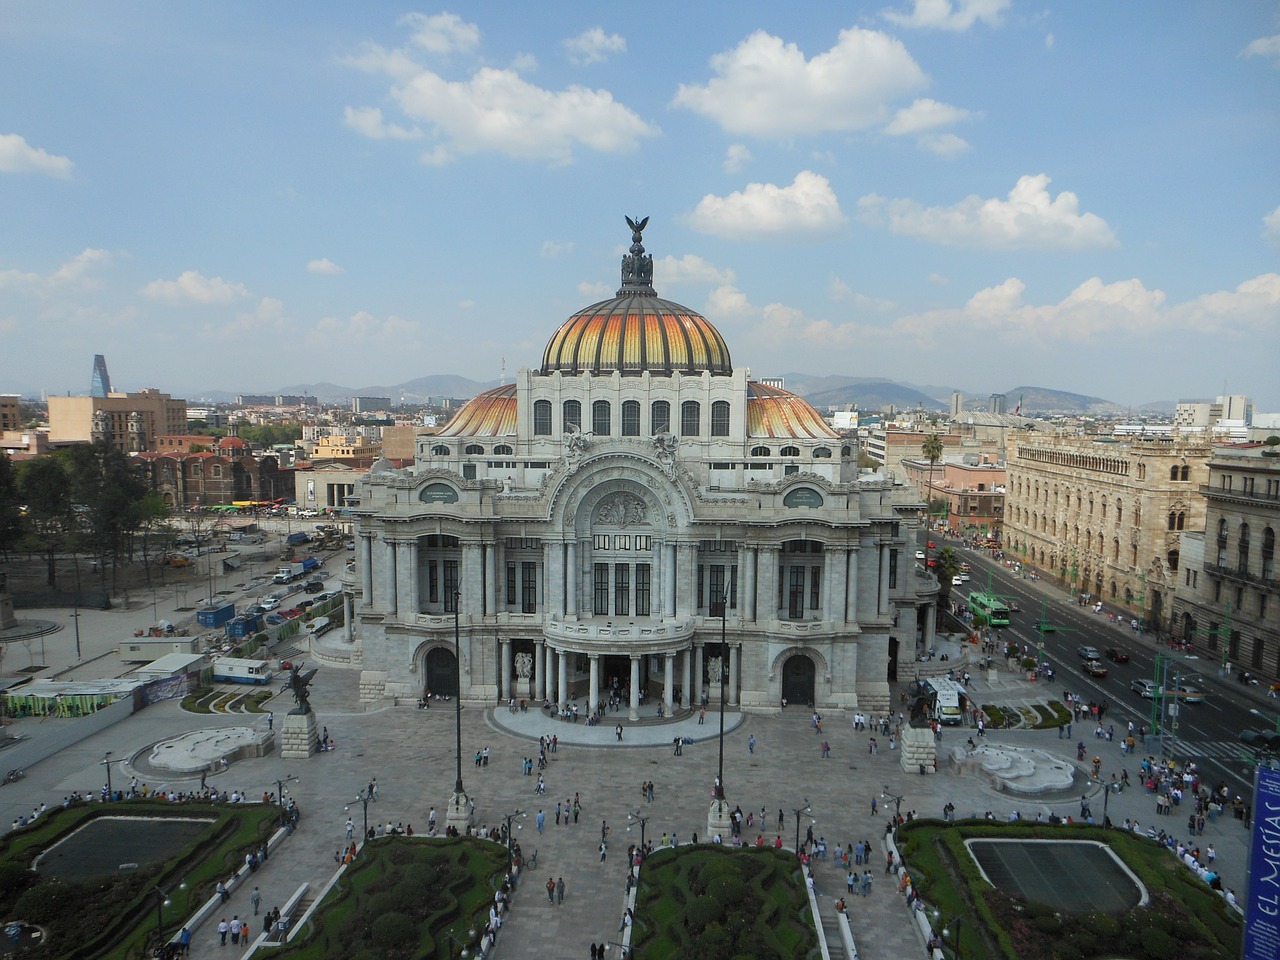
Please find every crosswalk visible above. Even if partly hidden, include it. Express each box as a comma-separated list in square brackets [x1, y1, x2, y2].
[1149, 738, 1249, 763]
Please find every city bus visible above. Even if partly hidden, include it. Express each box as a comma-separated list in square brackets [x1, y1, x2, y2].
[967, 592, 1011, 627]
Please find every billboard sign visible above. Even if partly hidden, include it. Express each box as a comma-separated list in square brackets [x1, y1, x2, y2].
[1243, 764, 1280, 960]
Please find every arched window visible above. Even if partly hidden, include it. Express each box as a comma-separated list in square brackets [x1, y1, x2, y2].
[1115, 502, 1122, 525]
[533, 399, 552, 435]
[1113, 539, 1120, 562]
[1217, 518, 1229, 565]
[431, 444, 450, 456]
[781, 445, 800, 457]
[621, 400, 641, 436]
[563, 400, 581, 432]
[1175, 512, 1185, 530]
[465, 444, 485, 455]
[1170, 466, 1180, 481]
[1167, 549, 1179, 573]
[592, 400, 611, 436]
[751, 446, 772, 457]
[813, 447, 832, 458]
[493, 444, 513, 455]
[1168, 512, 1178, 531]
[1263, 528, 1275, 580]
[1238, 523, 1251, 574]
[650, 400, 670, 435]
[841, 445, 852, 458]
[1180, 465, 1190, 481]
[710, 400, 730, 437]
[680, 400, 701, 436]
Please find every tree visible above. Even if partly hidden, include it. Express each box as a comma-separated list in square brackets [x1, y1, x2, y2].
[921, 433, 944, 568]
[934, 545, 963, 619]
[16, 455, 74, 587]
[0, 455, 22, 559]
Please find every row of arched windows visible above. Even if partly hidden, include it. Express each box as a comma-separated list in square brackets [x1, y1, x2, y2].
[1216, 520, 1275, 578]
[531, 398, 731, 438]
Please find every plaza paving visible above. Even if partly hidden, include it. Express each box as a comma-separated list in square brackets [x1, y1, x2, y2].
[0, 651, 1252, 960]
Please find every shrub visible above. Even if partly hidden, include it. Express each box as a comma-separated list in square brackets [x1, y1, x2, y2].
[370, 912, 414, 952]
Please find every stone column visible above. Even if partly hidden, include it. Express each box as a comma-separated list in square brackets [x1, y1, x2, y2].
[463, 543, 484, 620]
[494, 538, 506, 614]
[534, 639, 545, 701]
[693, 642, 704, 706]
[565, 541, 578, 618]
[588, 654, 600, 716]
[359, 535, 374, 607]
[544, 542, 563, 619]
[545, 643, 557, 703]
[878, 544, 891, 616]
[681, 647, 691, 711]
[741, 545, 757, 622]
[484, 542, 496, 617]
[821, 548, 837, 623]
[845, 547, 859, 623]
[396, 539, 419, 621]
[381, 538, 398, 617]
[558, 650, 569, 707]
[663, 543, 677, 619]
[652, 545, 663, 619]
[728, 645, 740, 705]
[628, 655, 641, 721]
[922, 603, 937, 650]
[500, 639, 512, 700]
[342, 591, 353, 642]
[757, 546, 778, 624]
[676, 544, 698, 619]
[663, 653, 675, 715]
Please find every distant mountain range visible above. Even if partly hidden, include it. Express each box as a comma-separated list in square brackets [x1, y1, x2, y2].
[181, 372, 1175, 419]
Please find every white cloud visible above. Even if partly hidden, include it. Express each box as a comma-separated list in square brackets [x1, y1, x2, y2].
[1242, 35, 1280, 62]
[858, 174, 1117, 250]
[828, 275, 854, 301]
[343, 106, 421, 141]
[0, 133, 73, 178]
[400, 12, 480, 55]
[510, 52, 538, 72]
[919, 132, 970, 156]
[1265, 204, 1280, 244]
[1171, 273, 1280, 332]
[885, 98, 971, 136]
[541, 241, 574, 257]
[142, 270, 249, 305]
[672, 28, 927, 137]
[306, 309, 422, 349]
[827, 274, 896, 310]
[1045, 33, 1055, 50]
[307, 258, 344, 275]
[704, 284, 752, 319]
[0, 248, 110, 292]
[345, 20, 656, 165]
[724, 143, 751, 173]
[457, 298, 476, 309]
[212, 297, 288, 339]
[656, 254, 735, 287]
[577, 280, 614, 300]
[883, 0, 1011, 31]
[687, 171, 847, 240]
[563, 27, 626, 65]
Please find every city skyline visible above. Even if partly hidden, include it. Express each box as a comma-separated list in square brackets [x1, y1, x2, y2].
[2, 3, 1279, 405]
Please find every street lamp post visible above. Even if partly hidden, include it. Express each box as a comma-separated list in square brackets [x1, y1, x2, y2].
[273, 775, 298, 828]
[447, 587, 471, 835]
[627, 810, 650, 850]
[441, 928, 474, 960]
[791, 799, 812, 854]
[101, 751, 115, 801]
[882, 786, 905, 842]
[352, 787, 371, 840]
[707, 590, 733, 839]
[70, 609, 81, 661]
[501, 808, 526, 862]
[152, 881, 187, 948]
[931, 909, 966, 959]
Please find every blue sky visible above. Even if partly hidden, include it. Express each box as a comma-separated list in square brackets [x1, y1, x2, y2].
[2, 2, 1279, 407]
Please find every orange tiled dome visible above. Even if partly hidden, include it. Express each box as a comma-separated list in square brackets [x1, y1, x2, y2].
[541, 295, 732, 377]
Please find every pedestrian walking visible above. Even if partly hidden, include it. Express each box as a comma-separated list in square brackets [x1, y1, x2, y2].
[871, 797, 877, 816]
[820, 740, 830, 758]
[345, 818, 354, 839]
[546, 877, 555, 903]
[615, 724, 624, 742]
[267, 711, 273, 731]
[218, 919, 228, 946]
[537, 809, 545, 833]
[861, 870, 872, 896]
[748, 734, 756, 754]
[600, 840, 608, 862]
[556, 876, 565, 904]
[250, 886, 261, 916]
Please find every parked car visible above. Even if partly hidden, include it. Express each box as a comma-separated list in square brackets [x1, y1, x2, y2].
[259, 597, 282, 611]
[916, 549, 926, 560]
[1130, 679, 1157, 698]
[1083, 660, 1108, 678]
[303, 580, 324, 594]
[281, 608, 303, 620]
[1077, 646, 1102, 660]
[317, 590, 341, 602]
[265, 613, 286, 626]
[952, 575, 963, 585]
[1105, 648, 1131, 663]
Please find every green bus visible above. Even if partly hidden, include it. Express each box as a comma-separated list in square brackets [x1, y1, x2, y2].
[968, 592, 1011, 627]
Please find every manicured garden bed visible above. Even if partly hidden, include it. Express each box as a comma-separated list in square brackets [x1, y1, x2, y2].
[631, 846, 818, 960]
[0, 800, 278, 960]
[270, 837, 508, 960]
[897, 819, 1240, 959]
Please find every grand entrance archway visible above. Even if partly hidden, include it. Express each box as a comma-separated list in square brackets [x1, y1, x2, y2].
[425, 647, 458, 697]
[781, 653, 815, 707]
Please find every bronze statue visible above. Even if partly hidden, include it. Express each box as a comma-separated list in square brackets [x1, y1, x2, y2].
[284, 662, 317, 714]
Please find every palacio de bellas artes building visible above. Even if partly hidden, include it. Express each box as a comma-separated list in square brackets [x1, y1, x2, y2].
[345, 218, 936, 728]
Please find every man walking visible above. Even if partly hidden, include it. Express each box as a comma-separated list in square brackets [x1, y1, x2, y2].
[556, 876, 566, 904]
[345, 817, 354, 840]
[615, 724, 624, 742]
[546, 877, 555, 904]
[748, 734, 756, 754]
[250, 886, 262, 916]
[536, 809, 545, 833]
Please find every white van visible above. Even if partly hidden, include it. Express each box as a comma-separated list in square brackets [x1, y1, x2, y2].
[926, 678, 966, 725]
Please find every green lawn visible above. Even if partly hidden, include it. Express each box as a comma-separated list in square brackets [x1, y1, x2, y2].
[269, 837, 508, 960]
[897, 819, 1241, 960]
[0, 800, 278, 960]
[631, 846, 819, 960]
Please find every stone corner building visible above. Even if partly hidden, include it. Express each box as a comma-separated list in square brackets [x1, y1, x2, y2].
[345, 221, 935, 716]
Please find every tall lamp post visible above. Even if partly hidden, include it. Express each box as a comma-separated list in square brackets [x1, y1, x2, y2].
[501, 808, 526, 862]
[152, 881, 187, 948]
[882, 786, 904, 842]
[441, 928, 475, 960]
[707, 589, 733, 838]
[627, 810, 650, 850]
[273, 775, 298, 829]
[70, 609, 81, 661]
[791, 799, 812, 853]
[446, 586, 471, 834]
[350, 786, 371, 841]
[931, 909, 966, 959]
[100, 751, 116, 801]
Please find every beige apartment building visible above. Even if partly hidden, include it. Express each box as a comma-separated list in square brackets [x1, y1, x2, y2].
[1003, 433, 1211, 629]
[1170, 444, 1280, 678]
[0, 395, 21, 433]
[48, 388, 188, 453]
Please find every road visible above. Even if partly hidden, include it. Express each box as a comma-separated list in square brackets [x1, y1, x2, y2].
[930, 535, 1275, 797]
